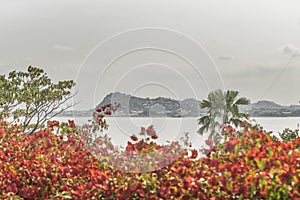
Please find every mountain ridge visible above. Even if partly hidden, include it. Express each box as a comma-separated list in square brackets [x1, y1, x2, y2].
[97, 92, 202, 117]
[58, 92, 300, 117]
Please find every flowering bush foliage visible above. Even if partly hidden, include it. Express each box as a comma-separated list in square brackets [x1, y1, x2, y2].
[0, 119, 299, 199]
[0, 121, 112, 199]
[201, 124, 300, 199]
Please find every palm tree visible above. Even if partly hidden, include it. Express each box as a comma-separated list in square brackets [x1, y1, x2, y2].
[223, 90, 250, 126]
[198, 89, 224, 140]
[198, 89, 250, 143]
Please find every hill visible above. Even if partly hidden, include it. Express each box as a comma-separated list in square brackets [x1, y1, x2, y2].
[97, 92, 202, 117]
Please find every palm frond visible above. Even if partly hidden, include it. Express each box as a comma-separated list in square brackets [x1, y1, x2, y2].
[198, 115, 210, 125]
[226, 90, 239, 105]
[200, 100, 211, 109]
[230, 118, 242, 127]
[198, 126, 207, 135]
[231, 104, 239, 116]
[239, 113, 250, 119]
[235, 97, 250, 105]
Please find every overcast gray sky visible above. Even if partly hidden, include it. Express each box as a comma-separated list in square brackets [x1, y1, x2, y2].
[1, 0, 300, 110]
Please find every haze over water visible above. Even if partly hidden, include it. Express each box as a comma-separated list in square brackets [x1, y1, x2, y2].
[53, 116, 300, 148]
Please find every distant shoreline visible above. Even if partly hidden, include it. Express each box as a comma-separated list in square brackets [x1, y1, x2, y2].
[56, 113, 300, 118]
[58, 92, 300, 118]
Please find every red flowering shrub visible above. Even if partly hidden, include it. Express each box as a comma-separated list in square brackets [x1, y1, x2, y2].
[0, 119, 299, 199]
[0, 121, 113, 199]
[88, 125, 187, 173]
[93, 103, 119, 131]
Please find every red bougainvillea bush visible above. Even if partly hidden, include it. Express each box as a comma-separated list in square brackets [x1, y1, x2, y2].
[0, 119, 300, 199]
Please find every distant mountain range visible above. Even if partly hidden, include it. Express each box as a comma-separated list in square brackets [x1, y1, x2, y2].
[58, 92, 300, 117]
[97, 92, 202, 117]
[246, 100, 300, 117]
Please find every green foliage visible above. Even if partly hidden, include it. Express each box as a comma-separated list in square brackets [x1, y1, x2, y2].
[0, 66, 76, 133]
[273, 128, 299, 143]
[198, 89, 250, 143]
[0, 75, 18, 119]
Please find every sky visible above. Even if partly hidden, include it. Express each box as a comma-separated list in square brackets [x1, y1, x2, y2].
[1, 0, 300, 110]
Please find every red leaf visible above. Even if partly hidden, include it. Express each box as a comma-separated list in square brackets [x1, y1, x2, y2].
[151, 134, 158, 140]
[130, 135, 138, 142]
[68, 120, 76, 128]
[190, 149, 198, 159]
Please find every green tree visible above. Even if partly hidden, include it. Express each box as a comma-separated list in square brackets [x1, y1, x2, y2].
[272, 128, 299, 142]
[198, 89, 250, 143]
[0, 66, 76, 133]
[0, 75, 18, 119]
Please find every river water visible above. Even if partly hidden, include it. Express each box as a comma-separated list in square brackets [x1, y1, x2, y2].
[52, 116, 300, 148]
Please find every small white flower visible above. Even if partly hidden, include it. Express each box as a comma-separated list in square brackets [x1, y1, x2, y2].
[63, 135, 68, 141]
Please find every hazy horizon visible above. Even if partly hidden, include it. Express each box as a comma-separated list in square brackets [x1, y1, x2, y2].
[94, 91, 298, 107]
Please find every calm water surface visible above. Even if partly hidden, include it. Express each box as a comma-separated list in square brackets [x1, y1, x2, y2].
[53, 116, 300, 148]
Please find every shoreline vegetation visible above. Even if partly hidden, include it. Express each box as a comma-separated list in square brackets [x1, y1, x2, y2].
[1, 67, 299, 199]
